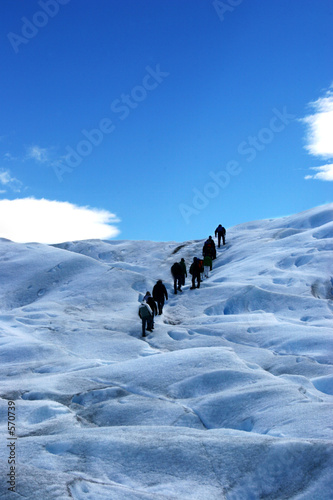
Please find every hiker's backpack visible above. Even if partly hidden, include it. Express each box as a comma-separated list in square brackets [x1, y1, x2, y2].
[139, 303, 152, 319]
[171, 262, 182, 277]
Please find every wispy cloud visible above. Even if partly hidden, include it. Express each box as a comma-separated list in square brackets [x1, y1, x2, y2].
[0, 169, 22, 192]
[3, 152, 18, 161]
[304, 164, 333, 182]
[4, 145, 52, 164]
[5, 144, 59, 170]
[302, 85, 333, 181]
[25, 144, 67, 180]
[0, 198, 120, 244]
[26, 145, 51, 163]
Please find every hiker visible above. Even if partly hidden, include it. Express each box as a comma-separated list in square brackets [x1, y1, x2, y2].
[143, 291, 157, 331]
[171, 262, 183, 294]
[203, 254, 213, 278]
[189, 257, 201, 289]
[203, 236, 216, 260]
[179, 258, 187, 286]
[215, 224, 226, 247]
[138, 301, 153, 337]
[152, 279, 168, 315]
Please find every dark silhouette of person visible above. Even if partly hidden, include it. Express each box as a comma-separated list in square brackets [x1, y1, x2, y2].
[215, 224, 226, 247]
[171, 262, 183, 294]
[203, 236, 216, 259]
[152, 280, 168, 315]
[189, 257, 201, 289]
[179, 258, 187, 286]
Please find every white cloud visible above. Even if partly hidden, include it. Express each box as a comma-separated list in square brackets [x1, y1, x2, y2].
[0, 169, 22, 192]
[302, 85, 333, 181]
[3, 152, 18, 161]
[0, 170, 13, 185]
[27, 145, 50, 163]
[305, 164, 333, 182]
[0, 198, 120, 244]
[303, 91, 333, 158]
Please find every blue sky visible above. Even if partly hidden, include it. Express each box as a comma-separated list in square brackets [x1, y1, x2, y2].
[1, 0, 332, 243]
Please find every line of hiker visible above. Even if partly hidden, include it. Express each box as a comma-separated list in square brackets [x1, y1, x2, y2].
[138, 224, 226, 337]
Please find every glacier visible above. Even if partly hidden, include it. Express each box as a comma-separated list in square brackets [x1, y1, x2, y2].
[0, 204, 332, 499]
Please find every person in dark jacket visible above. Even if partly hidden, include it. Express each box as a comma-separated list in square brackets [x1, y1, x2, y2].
[152, 280, 168, 315]
[171, 262, 183, 294]
[179, 258, 187, 286]
[189, 257, 201, 289]
[143, 291, 157, 331]
[215, 224, 226, 247]
[203, 236, 216, 259]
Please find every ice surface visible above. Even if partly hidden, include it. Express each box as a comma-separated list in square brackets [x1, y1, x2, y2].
[0, 204, 332, 499]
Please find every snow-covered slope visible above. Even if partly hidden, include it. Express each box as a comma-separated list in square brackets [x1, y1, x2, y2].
[0, 204, 332, 499]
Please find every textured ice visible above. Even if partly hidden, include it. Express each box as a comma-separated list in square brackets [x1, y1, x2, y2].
[0, 204, 332, 499]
